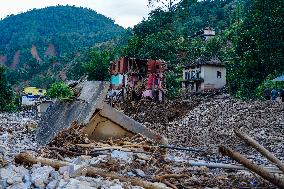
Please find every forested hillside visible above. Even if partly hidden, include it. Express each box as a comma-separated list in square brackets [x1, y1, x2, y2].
[0, 5, 127, 87]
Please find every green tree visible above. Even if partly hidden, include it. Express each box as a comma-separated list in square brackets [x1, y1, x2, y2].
[47, 82, 74, 99]
[83, 50, 112, 81]
[0, 66, 14, 111]
[225, 0, 284, 99]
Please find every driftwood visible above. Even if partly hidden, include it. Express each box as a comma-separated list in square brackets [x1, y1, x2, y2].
[154, 174, 188, 189]
[75, 144, 153, 155]
[162, 180, 178, 189]
[188, 161, 282, 173]
[76, 143, 202, 152]
[219, 146, 284, 188]
[154, 174, 190, 180]
[15, 152, 170, 189]
[235, 129, 284, 173]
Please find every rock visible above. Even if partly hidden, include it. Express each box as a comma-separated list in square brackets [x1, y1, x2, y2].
[31, 166, 54, 188]
[89, 155, 108, 165]
[59, 166, 68, 175]
[7, 183, 27, 189]
[68, 164, 87, 178]
[64, 178, 93, 189]
[109, 185, 123, 189]
[46, 180, 58, 189]
[57, 179, 68, 188]
[127, 172, 135, 177]
[111, 150, 133, 163]
[135, 153, 151, 161]
[34, 178, 45, 189]
[50, 170, 60, 180]
[0, 179, 8, 189]
[134, 169, 146, 178]
[6, 178, 14, 185]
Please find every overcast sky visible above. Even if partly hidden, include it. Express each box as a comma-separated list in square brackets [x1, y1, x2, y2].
[0, 0, 151, 28]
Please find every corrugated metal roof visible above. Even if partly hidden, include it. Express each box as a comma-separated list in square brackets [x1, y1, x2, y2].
[272, 75, 284, 82]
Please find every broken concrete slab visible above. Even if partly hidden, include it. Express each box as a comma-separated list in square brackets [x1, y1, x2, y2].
[37, 81, 109, 145]
[37, 80, 167, 145]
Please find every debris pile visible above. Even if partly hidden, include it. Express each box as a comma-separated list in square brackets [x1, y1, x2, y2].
[0, 90, 283, 188]
[0, 113, 38, 164]
[125, 96, 284, 165]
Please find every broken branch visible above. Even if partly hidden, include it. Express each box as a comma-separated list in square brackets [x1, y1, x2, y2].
[219, 146, 284, 188]
[235, 129, 284, 173]
[15, 152, 170, 189]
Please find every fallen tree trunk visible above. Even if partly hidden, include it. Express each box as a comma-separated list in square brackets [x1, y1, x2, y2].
[15, 152, 170, 189]
[219, 146, 284, 188]
[235, 129, 284, 173]
[187, 161, 282, 173]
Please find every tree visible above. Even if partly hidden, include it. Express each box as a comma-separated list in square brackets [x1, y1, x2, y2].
[148, 0, 181, 12]
[0, 66, 14, 111]
[47, 82, 74, 99]
[225, 0, 284, 98]
[83, 50, 112, 81]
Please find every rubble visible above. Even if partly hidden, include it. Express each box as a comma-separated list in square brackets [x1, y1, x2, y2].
[0, 113, 38, 163]
[0, 91, 283, 188]
[125, 95, 284, 165]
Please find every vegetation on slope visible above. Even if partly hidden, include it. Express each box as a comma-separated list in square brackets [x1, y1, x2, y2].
[0, 5, 128, 86]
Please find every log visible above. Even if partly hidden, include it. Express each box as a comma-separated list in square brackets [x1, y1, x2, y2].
[15, 152, 170, 189]
[154, 174, 190, 180]
[76, 143, 202, 152]
[219, 146, 284, 188]
[187, 161, 282, 173]
[15, 152, 69, 170]
[235, 129, 284, 173]
[75, 144, 153, 155]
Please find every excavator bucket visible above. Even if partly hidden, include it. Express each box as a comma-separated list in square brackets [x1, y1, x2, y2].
[37, 81, 167, 145]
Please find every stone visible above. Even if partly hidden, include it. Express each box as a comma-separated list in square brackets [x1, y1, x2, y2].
[57, 179, 68, 188]
[135, 153, 151, 161]
[109, 185, 123, 189]
[68, 164, 87, 178]
[46, 180, 58, 189]
[50, 170, 60, 180]
[134, 169, 146, 178]
[7, 183, 27, 189]
[0, 179, 8, 189]
[6, 178, 14, 185]
[111, 150, 133, 163]
[59, 166, 69, 175]
[89, 155, 108, 165]
[34, 178, 45, 189]
[31, 166, 54, 188]
[127, 172, 135, 177]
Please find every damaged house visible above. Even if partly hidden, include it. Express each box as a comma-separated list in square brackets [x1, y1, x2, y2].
[182, 27, 226, 92]
[109, 57, 167, 102]
[181, 56, 226, 92]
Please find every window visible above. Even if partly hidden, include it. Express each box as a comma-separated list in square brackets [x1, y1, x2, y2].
[39, 90, 43, 93]
[191, 71, 195, 79]
[217, 71, 222, 78]
[196, 72, 200, 79]
[118, 61, 120, 72]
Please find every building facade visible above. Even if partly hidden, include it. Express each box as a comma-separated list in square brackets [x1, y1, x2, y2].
[109, 57, 167, 102]
[181, 56, 226, 92]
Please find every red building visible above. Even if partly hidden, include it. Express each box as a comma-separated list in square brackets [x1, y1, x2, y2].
[109, 57, 167, 101]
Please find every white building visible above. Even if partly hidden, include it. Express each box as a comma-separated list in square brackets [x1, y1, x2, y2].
[181, 56, 226, 92]
[190, 27, 216, 41]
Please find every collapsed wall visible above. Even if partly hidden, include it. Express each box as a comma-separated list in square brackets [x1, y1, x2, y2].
[37, 81, 166, 145]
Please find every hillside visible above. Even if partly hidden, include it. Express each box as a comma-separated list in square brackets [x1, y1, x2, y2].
[0, 5, 127, 86]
